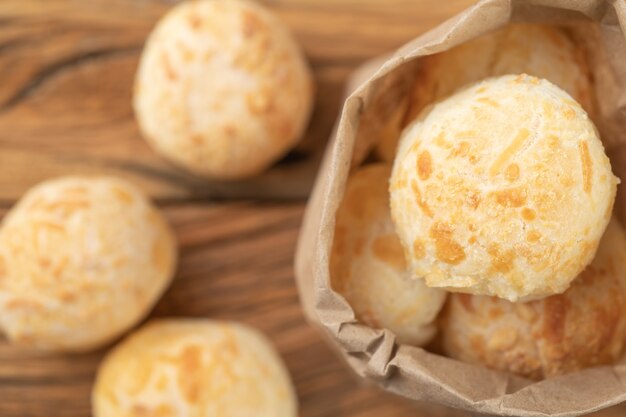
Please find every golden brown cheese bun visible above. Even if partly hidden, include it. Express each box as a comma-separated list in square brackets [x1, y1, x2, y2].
[0, 177, 177, 352]
[376, 23, 593, 162]
[93, 319, 297, 417]
[331, 163, 446, 345]
[441, 218, 626, 379]
[134, 0, 314, 179]
[390, 75, 616, 302]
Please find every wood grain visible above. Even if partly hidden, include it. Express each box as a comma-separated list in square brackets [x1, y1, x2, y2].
[0, 203, 461, 417]
[1, 0, 625, 416]
[0, 0, 473, 202]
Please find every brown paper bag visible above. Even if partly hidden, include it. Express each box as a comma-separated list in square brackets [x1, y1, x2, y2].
[295, 0, 626, 415]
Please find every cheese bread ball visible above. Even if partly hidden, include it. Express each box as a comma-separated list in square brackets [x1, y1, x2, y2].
[390, 75, 617, 302]
[0, 177, 177, 352]
[93, 319, 297, 417]
[441, 218, 626, 379]
[331, 164, 446, 345]
[376, 24, 593, 162]
[134, 0, 314, 179]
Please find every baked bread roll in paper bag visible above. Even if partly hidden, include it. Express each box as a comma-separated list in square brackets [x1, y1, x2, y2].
[295, 0, 626, 415]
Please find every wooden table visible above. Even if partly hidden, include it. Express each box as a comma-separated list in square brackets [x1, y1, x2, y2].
[0, 1, 625, 416]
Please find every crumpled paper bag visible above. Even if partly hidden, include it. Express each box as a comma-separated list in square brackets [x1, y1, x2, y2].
[295, 0, 626, 415]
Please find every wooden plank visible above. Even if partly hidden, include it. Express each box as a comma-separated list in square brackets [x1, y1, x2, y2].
[0, 0, 474, 202]
[0, 203, 458, 417]
[1, 202, 625, 416]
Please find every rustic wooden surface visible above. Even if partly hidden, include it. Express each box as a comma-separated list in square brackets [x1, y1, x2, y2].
[0, 0, 481, 202]
[1, 0, 626, 416]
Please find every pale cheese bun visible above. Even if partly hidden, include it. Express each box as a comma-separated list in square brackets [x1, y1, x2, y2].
[134, 0, 314, 179]
[390, 75, 616, 301]
[441, 218, 626, 379]
[93, 319, 297, 417]
[331, 163, 446, 345]
[0, 176, 177, 352]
